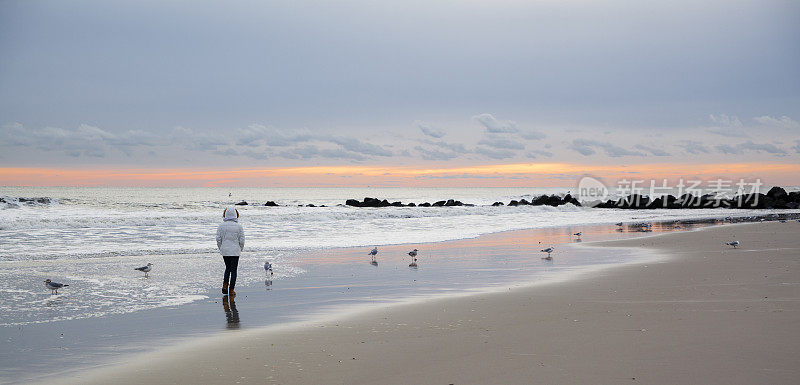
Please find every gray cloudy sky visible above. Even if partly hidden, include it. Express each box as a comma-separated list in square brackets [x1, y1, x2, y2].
[1, 0, 799, 172]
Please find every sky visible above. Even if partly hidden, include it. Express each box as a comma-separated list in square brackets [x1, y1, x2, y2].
[1, 0, 799, 186]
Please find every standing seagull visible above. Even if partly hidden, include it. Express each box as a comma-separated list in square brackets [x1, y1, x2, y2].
[264, 261, 273, 278]
[44, 279, 68, 294]
[135, 263, 153, 277]
[726, 241, 740, 248]
[540, 246, 554, 260]
[408, 248, 418, 267]
[369, 247, 378, 264]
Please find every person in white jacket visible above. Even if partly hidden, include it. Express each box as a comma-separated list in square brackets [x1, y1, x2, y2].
[217, 206, 245, 296]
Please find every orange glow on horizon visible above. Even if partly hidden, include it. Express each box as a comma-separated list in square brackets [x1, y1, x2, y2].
[1, 162, 799, 187]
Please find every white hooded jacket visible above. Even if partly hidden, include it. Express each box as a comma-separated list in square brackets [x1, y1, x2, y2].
[217, 207, 245, 256]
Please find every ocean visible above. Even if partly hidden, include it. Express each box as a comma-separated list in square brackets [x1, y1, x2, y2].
[1, 186, 799, 382]
[1, 186, 798, 327]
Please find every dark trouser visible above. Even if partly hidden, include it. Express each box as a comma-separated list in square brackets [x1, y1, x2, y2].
[223, 256, 240, 288]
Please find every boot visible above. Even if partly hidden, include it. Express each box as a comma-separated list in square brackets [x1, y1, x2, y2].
[229, 286, 236, 297]
[222, 283, 228, 294]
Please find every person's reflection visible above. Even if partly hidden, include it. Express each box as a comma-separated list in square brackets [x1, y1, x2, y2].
[222, 295, 240, 329]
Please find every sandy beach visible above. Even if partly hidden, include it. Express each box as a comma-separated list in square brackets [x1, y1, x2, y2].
[71, 221, 800, 384]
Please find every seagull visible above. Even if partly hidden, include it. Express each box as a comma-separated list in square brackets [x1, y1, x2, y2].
[44, 279, 68, 294]
[726, 241, 740, 248]
[573, 232, 582, 237]
[408, 248, 419, 267]
[541, 246, 554, 260]
[134, 263, 153, 277]
[369, 247, 378, 263]
[264, 261, 273, 278]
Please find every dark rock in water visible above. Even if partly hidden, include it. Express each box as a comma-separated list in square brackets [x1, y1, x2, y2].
[444, 199, 464, 206]
[508, 200, 519, 206]
[234, 201, 248, 206]
[17, 197, 52, 204]
[562, 194, 582, 207]
[492, 201, 504, 206]
[391, 201, 403, 207]
[362, 197, 382, 207]
[264, 201, 278, 207]
[617, 194, 650, 209]
[518, 199, 530, 205]
[306, 204, 316, 207]
[767, 186, 788, 201]
[419, 202, 431, 207]
[531, 195, 549, 206]
[730, 193, 770, 209]
[346, 199, 361, 207]
[788, 191, 800, 203]
[654, 195, 680, 209]
[407, 202, 416, 207]
[544, 195, 563, 207]
[676, 194, 700, 208]
[432, 200, 446, 207]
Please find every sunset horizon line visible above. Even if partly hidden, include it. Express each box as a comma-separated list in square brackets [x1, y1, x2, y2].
[2, 161, 799, 188]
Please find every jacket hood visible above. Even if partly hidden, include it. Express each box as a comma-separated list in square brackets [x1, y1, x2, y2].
[223, 206, 239, 222]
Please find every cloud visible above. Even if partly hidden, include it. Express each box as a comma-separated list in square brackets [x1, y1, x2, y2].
[706, 114, 748, 137]
[526, 149, 553, 158]
[328, 136, 393, 157]
[753, 115, 800, 129]
[278, 145, 367, 161]
[568, 140, 596, 156]
[519, 130, 547, 140]
[237, 124, 313, 147]
[793, 140, 800, 153]
[715, 144, 740, 154]
[414, 146, 459, 160]
[634, 144, 671, 156]
[478, 135, 525, 150]
[676, 140, 710, 154]
[419, 139, 469, 154]
[708, 114, 743, 128]
[0, 122, 166, 158]
[714, 140, 786, 155]
[414, 139, 469, 160]
[471, 113, 518, 133]
[474, 146, 516, 159]
[568, 139, 644, 157]
[171, 126, 226, 152]
[415, 121, 446, 138]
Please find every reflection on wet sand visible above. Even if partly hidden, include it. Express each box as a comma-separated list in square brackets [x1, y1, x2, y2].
[222, 295, 240, 329]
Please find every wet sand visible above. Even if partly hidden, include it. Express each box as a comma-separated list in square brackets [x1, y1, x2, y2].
[74, 221, 800, 384]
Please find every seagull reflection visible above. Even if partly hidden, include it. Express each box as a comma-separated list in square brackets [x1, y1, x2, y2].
[265, 278, 273, 290]
[222, 295, 240, 329]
